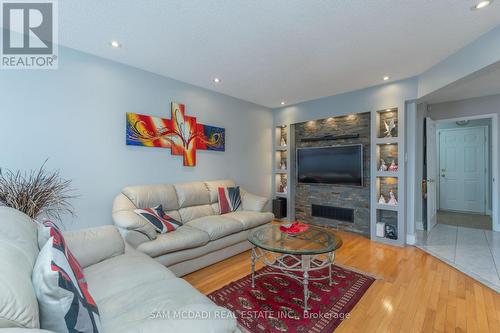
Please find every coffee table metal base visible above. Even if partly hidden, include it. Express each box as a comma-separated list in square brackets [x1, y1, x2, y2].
[250, 246, 335, 313]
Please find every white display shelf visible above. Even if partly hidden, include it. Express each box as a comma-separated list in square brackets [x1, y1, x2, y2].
[376, 171, 399, 177]
[376, 203, 398, 211]
[375, 137, 400, 145]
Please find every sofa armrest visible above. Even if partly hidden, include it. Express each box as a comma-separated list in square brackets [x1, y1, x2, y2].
[63, 225, 125, 268]
[112, 193, 158, 241]
[240, 189, 269, 212]
[118, 227, 152, 248]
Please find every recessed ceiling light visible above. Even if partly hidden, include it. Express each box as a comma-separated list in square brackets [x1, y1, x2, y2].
[472, 1, 492, 10]
[386, 108, 392, 112]
[383, 76, 390, 81]
[213, 78, 221, 83]
[280, 101, 286, 105]
[110, 40, 121, 48]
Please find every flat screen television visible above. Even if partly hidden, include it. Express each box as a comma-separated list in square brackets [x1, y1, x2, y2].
[297, 144, 363, 186]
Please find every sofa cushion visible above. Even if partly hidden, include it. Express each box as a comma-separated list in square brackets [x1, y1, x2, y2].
[122, 184, 180, 211]
[156, 229, 251, 268]
[178, 204, 215, 223]
[136, 226, 210, 257]
[96, 278, 236, 333]
[174, 182, 210, 208]
[204, 179, 235, 203]
[0, 207, 40, 329]
[134, 205, 182, 234]
[211, 202, 220, 215]
[84, 250, 176, 303]
[223, 211, 274, 230]
[63, 225, 125, 269]
[186, 215, 244, 241]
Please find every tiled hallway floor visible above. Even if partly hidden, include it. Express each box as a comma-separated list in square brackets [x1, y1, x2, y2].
[416, 224, 500, 293]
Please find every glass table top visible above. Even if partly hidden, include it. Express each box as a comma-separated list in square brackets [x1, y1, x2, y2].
[248, 224, 343, 255]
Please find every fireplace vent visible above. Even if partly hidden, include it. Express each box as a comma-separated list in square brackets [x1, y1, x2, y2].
[311, 204, 354, 222]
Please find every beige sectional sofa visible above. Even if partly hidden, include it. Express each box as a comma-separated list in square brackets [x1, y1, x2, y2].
[0, 207, 238, 333]
[112, 180, 274, 276]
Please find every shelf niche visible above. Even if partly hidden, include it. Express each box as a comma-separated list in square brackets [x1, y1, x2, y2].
[275, 168, 288, 195]
[376, 143, 399, 173]
[275, 150, 287, 171]
[376, 209, 398, 240]
[275, 125, 288, 148]
[376, 108, 398, 139]
[376, 176, 398, 207]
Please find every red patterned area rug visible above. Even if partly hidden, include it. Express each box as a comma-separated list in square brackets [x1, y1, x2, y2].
[208, 263, 375, 333]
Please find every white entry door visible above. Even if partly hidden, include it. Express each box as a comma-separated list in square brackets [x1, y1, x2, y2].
[426, 118, 438, 231]
[439, 127, 486, 213]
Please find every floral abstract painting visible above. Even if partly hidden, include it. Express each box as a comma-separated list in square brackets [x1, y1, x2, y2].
[126, 102, 225, 166]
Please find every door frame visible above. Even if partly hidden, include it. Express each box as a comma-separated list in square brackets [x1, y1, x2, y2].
[436, 125, 488, 214]
[425, 117, 439, 231]
[435, 114, 498, 231]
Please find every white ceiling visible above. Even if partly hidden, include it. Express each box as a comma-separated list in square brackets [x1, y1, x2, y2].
[422, 60, 500, 104]
[59, 0, 500, 108]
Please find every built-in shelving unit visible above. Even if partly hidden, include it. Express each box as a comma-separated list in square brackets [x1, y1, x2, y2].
[272, 124, 295, 221]
[273, 108, 406, 244]
[370, 107, 405, 246]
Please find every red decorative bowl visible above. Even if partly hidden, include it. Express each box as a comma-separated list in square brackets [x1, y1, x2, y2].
[279, 222, 309, 235]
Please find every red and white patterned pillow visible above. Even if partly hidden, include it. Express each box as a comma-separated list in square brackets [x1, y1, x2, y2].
[32, 221, 101, 333]
[218, 186, 242, 215]
[134, 204, 182, 233]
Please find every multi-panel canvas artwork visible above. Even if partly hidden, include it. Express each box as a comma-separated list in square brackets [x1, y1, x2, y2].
[126, 102, 225, 166]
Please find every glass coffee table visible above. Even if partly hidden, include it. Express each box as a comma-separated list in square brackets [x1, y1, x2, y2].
[247, 224, 343, 312]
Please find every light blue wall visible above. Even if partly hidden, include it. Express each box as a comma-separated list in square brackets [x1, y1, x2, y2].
[274, 77, 418, 125]
[418, 25, 500, 99]
[0, 47, 273, 229]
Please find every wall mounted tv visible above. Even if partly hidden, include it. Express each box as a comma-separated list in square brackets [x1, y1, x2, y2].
[297, 144, 363, 186]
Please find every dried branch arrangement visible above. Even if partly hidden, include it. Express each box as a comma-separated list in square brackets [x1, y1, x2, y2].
[0, 161, 76, 221]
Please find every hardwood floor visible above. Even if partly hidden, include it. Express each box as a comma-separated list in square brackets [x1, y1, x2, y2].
[184, 230, 500, 333]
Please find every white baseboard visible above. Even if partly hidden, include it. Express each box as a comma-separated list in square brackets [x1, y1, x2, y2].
[406, 234, 416, 245]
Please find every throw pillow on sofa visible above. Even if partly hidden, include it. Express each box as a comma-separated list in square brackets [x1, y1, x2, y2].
[218, 186, 242, 214]
[36, 219, 68, 249]
[134, 204, 182, 234]
[32, 222, 101, 333]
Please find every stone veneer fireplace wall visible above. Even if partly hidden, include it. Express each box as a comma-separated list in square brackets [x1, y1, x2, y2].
[294, 112, 370, 236]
